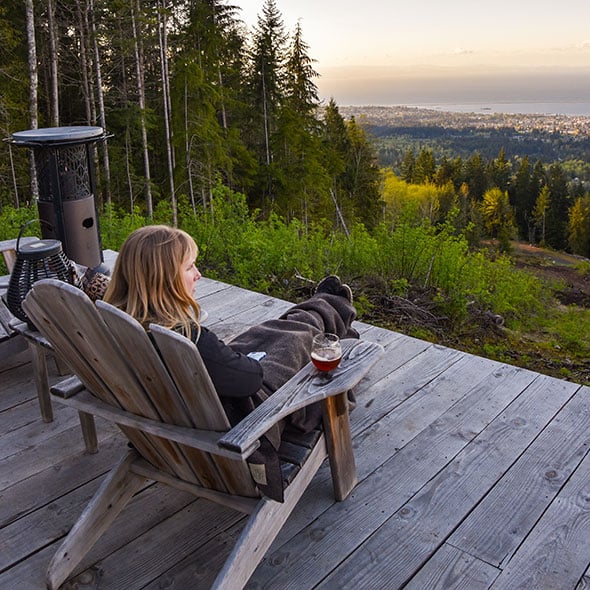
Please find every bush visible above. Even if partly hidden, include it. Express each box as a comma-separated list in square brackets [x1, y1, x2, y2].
[0, 188, 549, 329]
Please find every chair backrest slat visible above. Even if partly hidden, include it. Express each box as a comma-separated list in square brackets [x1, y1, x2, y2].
[23, 280, 198, 481]
[150, 325, 257, 494]
[96, 301, 195, 426]
[149, 325, 230, 430]
[23, 279, 256, 496]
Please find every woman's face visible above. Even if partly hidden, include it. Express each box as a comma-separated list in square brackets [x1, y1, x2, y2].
[181, 253, 201, 296]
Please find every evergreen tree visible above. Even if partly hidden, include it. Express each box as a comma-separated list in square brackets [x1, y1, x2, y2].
[464, 153, 486, 201]
[434, 155, 454, 188]
[400, 148, 415, 183]
[530, 160, 546, 198]
[487, 147, 511, 192]
[343, 117, 382, 229]
[283, 21, 318, 117]
[273, 21, 327, 220]
[567, 196, 590, 257]
[532, 185, 550, 246]
[245, 0, 287, 210]
[170, 0, 248, 211]
[510, 156, 534, 239]
[414, 148, 435, 184]
[0, 3, 30, 207]
[480, 187, 516, 252]
[321, 99, 350, 229]
[545, 162, 570, 250]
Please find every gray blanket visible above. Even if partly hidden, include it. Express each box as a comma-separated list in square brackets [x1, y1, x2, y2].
[230, 292, 357, 397]
[226, 293, 358, 501]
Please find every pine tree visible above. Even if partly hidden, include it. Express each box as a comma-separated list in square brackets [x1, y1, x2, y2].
[510, 156, 533, 239]
[400, 149, 415, 183]
[532, 185, 550, 246]
[273, 21, 328, 220]
[545, 162, 570, 250]
[0, 2, 31, 206]
[414, 148, 435, 184]
[283, 21, 318, 117]
[434, 155, 453, 188]
[567, 196, 590, 257]
[464, 153, 486, 201]
[321, 99, 350, 229]
[343, 116, 382, 229]
[170, 0, 247, 212]
[245, 0, 287, 210]
[487, 147, 511, 192]
[480, 187, 516, 252]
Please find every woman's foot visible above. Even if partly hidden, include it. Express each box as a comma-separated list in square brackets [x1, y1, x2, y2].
[315, 275, 353, 303]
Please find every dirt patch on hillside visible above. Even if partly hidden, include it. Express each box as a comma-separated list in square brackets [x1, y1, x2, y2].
[511, 243, 590, 307]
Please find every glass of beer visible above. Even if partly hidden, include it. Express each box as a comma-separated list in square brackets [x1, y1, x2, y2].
[311, 333, 342, 372]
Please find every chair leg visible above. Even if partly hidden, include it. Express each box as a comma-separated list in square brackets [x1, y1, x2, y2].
[46, 450, 146, 590]
[78, 411, 98, 454]
[53, 353, 71, 376]
[322, 392, 357, 501]
[29, 341, 53, 422]
[212, 436, 328, 590]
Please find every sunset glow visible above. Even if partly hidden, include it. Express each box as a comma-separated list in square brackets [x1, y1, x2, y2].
[237, 0, 590, 107]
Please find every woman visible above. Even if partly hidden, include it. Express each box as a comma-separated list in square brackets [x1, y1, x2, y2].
[104, 225, 358, 499]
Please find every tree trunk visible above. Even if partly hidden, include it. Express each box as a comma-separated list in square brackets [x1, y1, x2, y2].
[131, 0, 153, 217]
[89, 0, 111, 205]
[76, 0, 93, 123]
[125, 129, 134, 215]
[211, 3, 227, 131]
[47, 0, 59, 125]
[184, 77, 196, 215]
[25, 0, 39, 201]
[158, 0, 177, 225]
[8, 144, 20, 208]
[261, 67, 271, 166]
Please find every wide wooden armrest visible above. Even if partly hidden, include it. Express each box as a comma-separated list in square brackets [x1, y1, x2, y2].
[219, 339, 384, 454]
[50, 378, 254, 461]
[1, 236, 40, 272]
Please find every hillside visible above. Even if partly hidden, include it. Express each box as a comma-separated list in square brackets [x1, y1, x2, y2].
[359, 240, 590, 386]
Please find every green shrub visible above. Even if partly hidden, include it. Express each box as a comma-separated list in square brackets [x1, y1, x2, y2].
[0, 188, 551, 330]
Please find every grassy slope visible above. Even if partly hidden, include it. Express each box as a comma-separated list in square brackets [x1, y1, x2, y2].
[361, 241, 590, 386]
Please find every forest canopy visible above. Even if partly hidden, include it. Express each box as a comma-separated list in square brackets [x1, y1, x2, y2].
[1, 0, 589, 257]
[0, 0, 381, 231]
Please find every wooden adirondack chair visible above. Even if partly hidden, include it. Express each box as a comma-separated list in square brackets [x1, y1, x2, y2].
[23, 279, 384, 590]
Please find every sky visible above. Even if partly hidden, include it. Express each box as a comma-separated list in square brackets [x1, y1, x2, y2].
[235, 0, 590, 107]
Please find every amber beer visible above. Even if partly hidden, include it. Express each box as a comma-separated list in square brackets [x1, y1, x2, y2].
[311, 347, 342, 371]
[311, 333, 342, 372]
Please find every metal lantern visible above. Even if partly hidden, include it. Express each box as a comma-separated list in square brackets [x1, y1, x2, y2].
[4, 231, 75, 326]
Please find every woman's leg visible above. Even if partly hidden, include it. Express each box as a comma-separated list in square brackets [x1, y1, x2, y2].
[229, 292, 357, 394]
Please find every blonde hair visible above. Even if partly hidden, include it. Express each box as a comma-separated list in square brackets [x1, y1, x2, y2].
[104, 225, 200, 337]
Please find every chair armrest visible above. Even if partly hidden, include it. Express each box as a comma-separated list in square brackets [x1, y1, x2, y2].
[218, 339, 384, 454]
[50, 378, 253, 460]
[0, 237, 40, 272]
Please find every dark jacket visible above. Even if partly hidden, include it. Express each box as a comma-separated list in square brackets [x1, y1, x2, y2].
[193, 325, 263, 399]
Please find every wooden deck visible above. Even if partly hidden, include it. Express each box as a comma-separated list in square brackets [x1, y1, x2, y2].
[1, 277, 589, 589]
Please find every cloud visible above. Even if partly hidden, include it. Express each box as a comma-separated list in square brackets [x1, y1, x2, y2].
[449, 47, 475, 56]
[577, 40, 590, 49]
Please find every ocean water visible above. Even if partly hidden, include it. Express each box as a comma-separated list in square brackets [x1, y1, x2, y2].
[404, 102, 590, 117]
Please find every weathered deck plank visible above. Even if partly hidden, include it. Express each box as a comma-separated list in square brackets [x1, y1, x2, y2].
[1, 277, 589, 590]
[489, 449, 590, 590]
[313, 375, 579, 589]
[450, 384, 590, 567]
[403, 544, 499, 590]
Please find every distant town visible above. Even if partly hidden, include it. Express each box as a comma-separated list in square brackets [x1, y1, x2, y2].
[339, 105, 590, 137]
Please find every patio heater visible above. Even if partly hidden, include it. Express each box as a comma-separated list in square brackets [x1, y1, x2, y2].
[10, 126, 108, 269]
